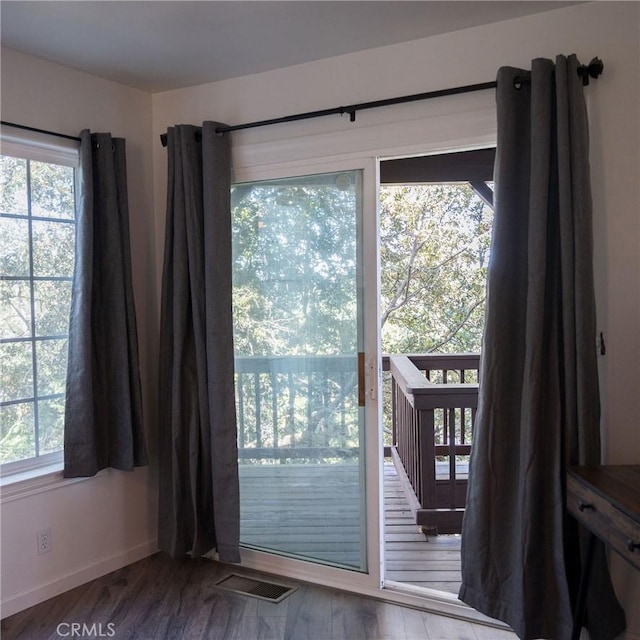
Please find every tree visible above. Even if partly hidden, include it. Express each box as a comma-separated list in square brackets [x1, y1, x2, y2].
[380, 183, 492, 355]
[231, 173, 362, 457]
[231, 174, 359, 358]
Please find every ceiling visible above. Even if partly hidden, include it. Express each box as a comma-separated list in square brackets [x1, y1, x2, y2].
[1, 1, 580, 93]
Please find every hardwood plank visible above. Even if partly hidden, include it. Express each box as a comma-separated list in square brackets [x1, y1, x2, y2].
[284, 585, 333, 639]
[384, 531, 425, 542]
[385, 550, 461, 560]
[241, 533, 361, 544]
[384, 524, 422, 534]
[385, 561, 461, 571]
[472, 624, 519, 639]
[255, 616, 287, 640]
[386, 540, 460, 550]
[376, 603, 429, 640]
[423, 611, 479, 640]
[331, 591, 380, 640]
[239, 462, 364, 567]
[211, 575, 287, 640]
[385, 571, 461, 582]
[382, 458, 466, 594]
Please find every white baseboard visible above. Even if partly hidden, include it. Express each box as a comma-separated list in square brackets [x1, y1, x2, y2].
[1, 539, 159, 619]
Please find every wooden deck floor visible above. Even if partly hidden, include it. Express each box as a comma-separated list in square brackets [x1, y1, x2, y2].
[239, 463, 364, 570]
[383, 461, 462, 595]
[238, 459, 462, 593]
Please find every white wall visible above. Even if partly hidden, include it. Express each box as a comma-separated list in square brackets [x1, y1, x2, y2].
[152, 2, 640, 636]
[0, 48, 158, 617]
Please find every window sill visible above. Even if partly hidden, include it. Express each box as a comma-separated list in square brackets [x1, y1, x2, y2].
[0, 462, 98, 504]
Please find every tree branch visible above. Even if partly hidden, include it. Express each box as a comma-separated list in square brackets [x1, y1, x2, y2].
[428, 297, 486, 352]
[381, 233, 424, 327]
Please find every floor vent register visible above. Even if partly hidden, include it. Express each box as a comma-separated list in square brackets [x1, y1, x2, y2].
[215, 574, 297, 603]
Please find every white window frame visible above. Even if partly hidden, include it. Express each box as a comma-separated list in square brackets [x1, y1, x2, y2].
[0, 126, 79, 480]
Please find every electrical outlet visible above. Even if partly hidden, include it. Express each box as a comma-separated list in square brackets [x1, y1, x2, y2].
[37, 527, 52, 555]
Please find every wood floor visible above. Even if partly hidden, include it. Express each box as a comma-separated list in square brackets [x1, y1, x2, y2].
[0, 553, 517, 640]
[383, 461, 462, 594]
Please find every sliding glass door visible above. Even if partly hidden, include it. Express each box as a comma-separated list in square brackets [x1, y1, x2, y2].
[231, 169, 368, 571]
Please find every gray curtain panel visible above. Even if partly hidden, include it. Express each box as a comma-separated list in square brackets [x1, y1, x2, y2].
[459, 56, 625, 640]
[158, 123, 240, 563]
[64, 130, 147, 478]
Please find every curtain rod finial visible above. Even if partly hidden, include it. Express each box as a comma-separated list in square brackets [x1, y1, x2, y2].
[588, 57, 604, 79]
[579, 57, 604, 86]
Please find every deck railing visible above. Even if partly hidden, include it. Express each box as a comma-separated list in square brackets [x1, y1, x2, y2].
[235, 352, 479, 533]
[384, 353, 480, 534]
[235, 355, 360, 462]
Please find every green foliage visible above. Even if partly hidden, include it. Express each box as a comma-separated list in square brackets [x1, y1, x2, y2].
[0, 156, 28, 215]
[30, 161, 75, 220]
[0, 341, 33, 402]
[232, 173, 359, 357]
[380, 184, 492, 354]
[232, 172, 362, 458]
[37, 397, 65, 454]
[0, 402, 35, 464]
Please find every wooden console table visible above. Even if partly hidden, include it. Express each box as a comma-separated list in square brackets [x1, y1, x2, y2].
[567, 465, 640, 640]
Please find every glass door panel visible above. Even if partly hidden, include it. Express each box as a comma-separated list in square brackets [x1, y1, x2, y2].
[232, 170, 366, 571]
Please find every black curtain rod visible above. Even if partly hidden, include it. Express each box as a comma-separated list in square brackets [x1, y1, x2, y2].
[221, 80, 499, 133]
[0, 120, 81, 143]
[0, 57, 604, 150]
[159, 57, 603, 147]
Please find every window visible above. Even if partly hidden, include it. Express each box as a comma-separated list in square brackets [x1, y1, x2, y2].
[0, 134, 78, 473]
